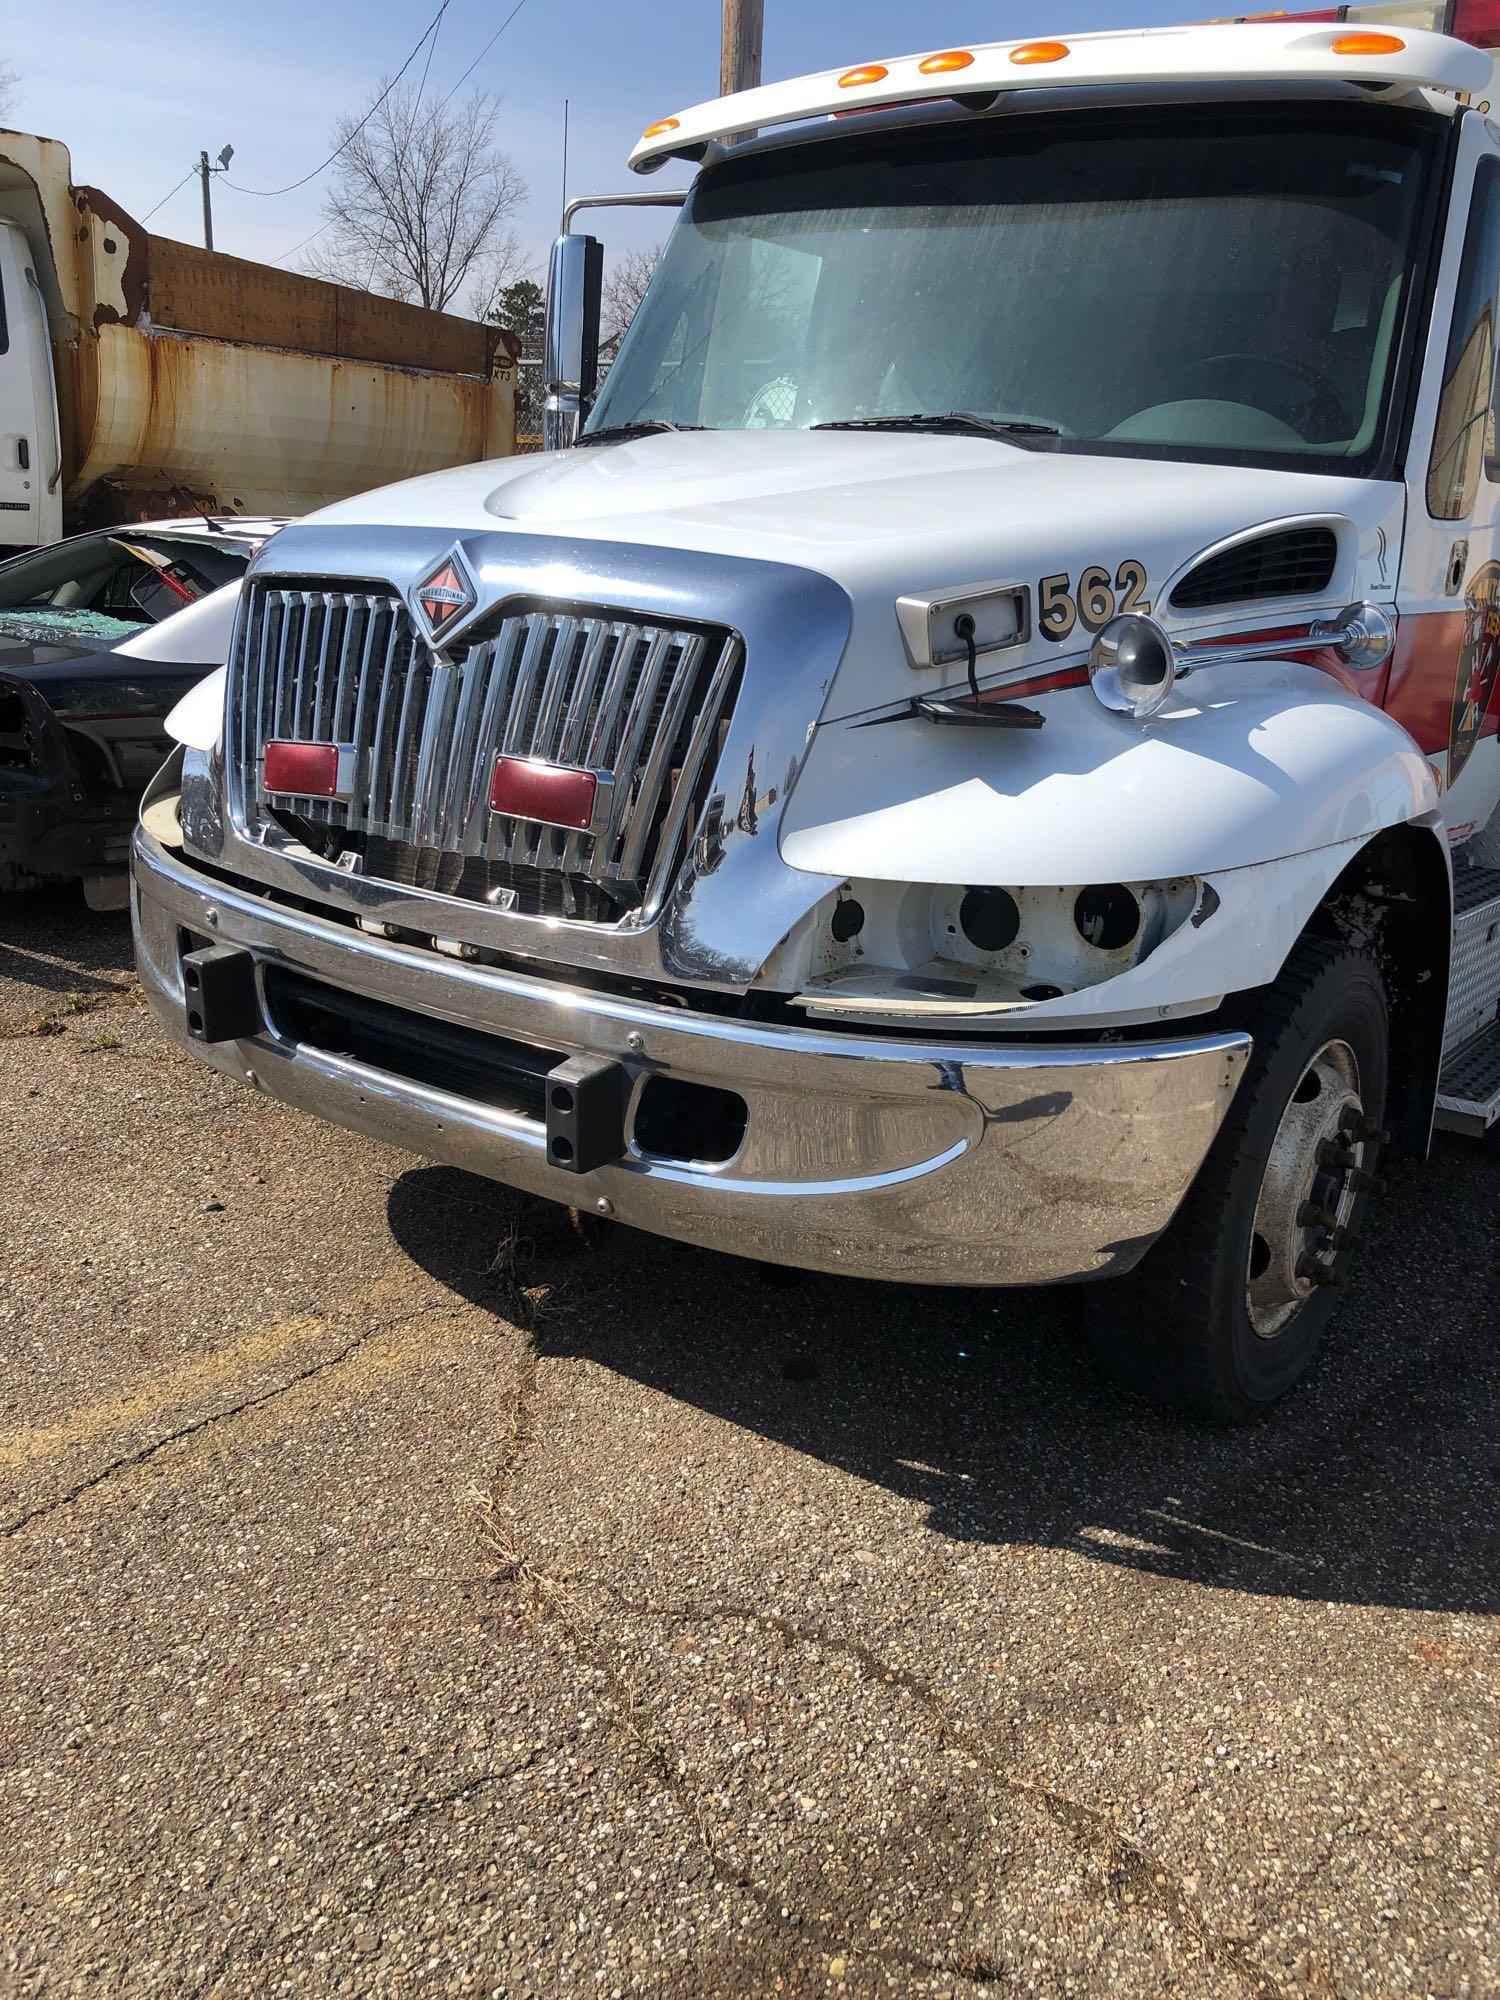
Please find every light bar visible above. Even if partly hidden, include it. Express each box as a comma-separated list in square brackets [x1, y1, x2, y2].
[629, 21, 1492, 172]
[1225, 5, 1500, 50]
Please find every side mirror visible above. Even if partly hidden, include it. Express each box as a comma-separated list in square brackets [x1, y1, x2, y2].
[543, 232, 604, 451]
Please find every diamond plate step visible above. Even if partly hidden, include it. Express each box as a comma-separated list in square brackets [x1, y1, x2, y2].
[1435, 1023, 1500, 1136]
[1444, 864, 1500, 1055]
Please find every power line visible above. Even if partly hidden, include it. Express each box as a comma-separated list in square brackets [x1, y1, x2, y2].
[414, 0, 444, 101]
[271, 218, 333, 266]
[358, 0, 446, 291]
[140, 165, 197, 222]
[271, 4, 444, 269]
[224, 0, 450, 198]
[439, 0, 531, 106]
[271, 0, 530, 275]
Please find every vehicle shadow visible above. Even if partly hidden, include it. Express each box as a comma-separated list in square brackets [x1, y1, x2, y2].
[0, 883, 134, 1002]
[387, 1135, 1499, 1617]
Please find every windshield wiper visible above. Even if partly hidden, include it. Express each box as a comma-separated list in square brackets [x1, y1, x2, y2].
[812, 412, 1062, 450]
[577, 420, 712, 448]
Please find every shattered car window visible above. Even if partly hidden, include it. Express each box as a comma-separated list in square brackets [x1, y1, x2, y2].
[0, 531, 255, 641]
[0, 606, 143, 648]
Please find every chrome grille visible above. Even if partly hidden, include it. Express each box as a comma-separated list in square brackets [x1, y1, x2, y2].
[228, 582, 740, 920]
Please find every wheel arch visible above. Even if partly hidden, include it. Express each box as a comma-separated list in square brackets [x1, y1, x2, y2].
[1300, 819, 1452, 1154]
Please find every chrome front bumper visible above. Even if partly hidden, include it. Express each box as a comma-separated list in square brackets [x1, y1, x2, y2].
[132, 826, 1250, 1287]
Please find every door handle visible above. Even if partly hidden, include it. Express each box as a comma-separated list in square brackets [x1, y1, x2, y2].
[16, 437, 28, 471]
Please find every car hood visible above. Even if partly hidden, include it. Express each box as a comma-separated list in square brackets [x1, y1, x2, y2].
[304, 430, 1401, 719]
[0, 628, 196, 723]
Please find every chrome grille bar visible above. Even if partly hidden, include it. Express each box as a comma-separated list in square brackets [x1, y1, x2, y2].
[555, 621, 615, 767]
[617, 633, 709, 882]
[229, 582, 741, 922]
[640, 635, 742, 918]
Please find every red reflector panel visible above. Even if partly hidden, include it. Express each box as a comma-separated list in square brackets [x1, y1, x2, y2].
[490, 755, 597, 831]
[264, 740, 350, 798]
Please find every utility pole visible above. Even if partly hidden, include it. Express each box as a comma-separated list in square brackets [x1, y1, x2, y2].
[720, 0, 763, 98]
[198, 151, 214, 252]
[196, 143, 234, 252]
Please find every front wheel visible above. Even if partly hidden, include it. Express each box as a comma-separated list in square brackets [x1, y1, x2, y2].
[1090, 939, 1390, 1423]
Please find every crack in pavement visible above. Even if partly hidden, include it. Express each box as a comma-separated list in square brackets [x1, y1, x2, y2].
[478, 1531, 944, 1989]
[609, 1591, 1288, 1996]
[472, 1334, 1287, 1999]
[379, 1751, 542, 1836]
[177, 1738, 592, 1996]
[1, 1297, 449, 1540]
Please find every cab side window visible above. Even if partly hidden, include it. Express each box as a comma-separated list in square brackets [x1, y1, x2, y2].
[1428, 154, 1500, 520]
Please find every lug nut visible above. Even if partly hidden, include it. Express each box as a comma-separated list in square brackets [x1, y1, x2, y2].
[1350, 1170, 1385, 1196]
[1296, 1256, 1352, 1288]
[1359, 1119, 1391, 1145]
[1317, 1140, 1360, 1171]
[1297, 1200, 1339, 1230]
[1296, 1255, 1349, 1288]
[1332, 1227, 1366, 1256]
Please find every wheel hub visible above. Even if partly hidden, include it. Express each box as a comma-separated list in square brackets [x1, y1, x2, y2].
[1246, 1038, 1381, 1339]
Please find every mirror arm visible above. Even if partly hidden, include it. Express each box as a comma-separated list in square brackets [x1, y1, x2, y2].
[543, 192, 688, 451]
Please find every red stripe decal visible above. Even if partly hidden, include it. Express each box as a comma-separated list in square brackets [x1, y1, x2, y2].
[977, 605, 1500, 785]
[976, 665, 1089, 705]
[1382, 611, 1470, 759]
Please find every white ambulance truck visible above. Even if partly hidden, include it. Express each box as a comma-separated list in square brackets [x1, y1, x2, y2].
[134, 7, 1500, 1420]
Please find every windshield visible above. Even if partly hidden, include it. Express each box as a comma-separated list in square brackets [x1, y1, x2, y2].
[589, 102, 1438, 471]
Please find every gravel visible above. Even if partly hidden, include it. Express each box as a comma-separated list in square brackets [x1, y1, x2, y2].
[1, 884, 1495, 1998]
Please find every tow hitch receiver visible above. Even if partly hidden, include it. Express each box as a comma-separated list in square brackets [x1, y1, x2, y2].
[182, 943, 260, 1045]
[544, 1054, 628, 1174]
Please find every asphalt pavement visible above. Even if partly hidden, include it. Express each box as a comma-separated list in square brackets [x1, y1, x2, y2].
[1, 883, 1496, 1999]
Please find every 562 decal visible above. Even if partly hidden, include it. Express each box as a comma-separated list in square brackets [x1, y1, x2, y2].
[1037, 560, 1150, 641]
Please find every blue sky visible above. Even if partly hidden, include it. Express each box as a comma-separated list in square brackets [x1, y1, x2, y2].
[0, 0, 1201, 291]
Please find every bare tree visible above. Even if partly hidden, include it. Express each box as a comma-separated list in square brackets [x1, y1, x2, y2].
[0, 66, 19, 122]
[304, 82, 526, 313]
[599, 247, 663, 366]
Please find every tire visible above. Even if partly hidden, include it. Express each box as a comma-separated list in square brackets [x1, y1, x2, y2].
[1090, 938, 1390, 1424]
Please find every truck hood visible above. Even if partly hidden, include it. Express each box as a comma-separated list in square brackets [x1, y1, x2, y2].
[308, 431, 1399, 720]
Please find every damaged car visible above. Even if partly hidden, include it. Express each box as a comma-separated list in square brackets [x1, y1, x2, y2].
[0, 519, 282, 906]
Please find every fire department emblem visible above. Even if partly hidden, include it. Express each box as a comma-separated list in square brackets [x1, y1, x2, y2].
[1451, 558, 1500, 787]
[412, 550, 477, 646]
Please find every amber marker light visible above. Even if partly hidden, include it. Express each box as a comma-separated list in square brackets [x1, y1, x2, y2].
[1010, 40, 1070, 65]
[1329, 31, 1406, 55]
[838, 64, 890, 87]
[642, 117, 680, 138]
[919, 50, 975, 75]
